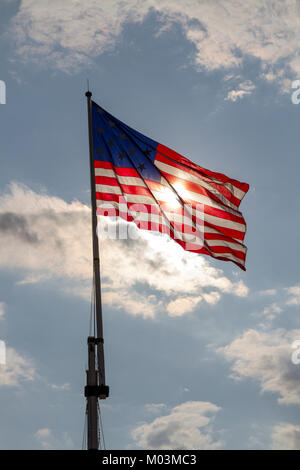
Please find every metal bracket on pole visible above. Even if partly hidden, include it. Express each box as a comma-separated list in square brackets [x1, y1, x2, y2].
[86, 336, 99, 450]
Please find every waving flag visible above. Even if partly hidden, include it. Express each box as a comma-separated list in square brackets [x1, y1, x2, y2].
[92, 101, 249, 270]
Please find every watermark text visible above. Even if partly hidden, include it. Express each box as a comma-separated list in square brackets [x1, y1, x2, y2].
[0, 80, 6, 105]
[96, 201, 205, 251]
[291, 80, 300, 104]
[0, 340, 6, 365]
[291, 340, 300, 365]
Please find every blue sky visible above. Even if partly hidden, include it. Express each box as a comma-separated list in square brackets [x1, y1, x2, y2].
[0, 0, 300, 450]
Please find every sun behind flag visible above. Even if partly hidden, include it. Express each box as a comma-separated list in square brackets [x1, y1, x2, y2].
[92, 100, 249, 270]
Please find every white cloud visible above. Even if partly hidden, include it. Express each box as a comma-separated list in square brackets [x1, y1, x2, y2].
[225, 81, 255, 102]
[10, 0, 149, 72]
[262, 302, 282, 321]
[50, 382, 70, 391]
[270, 423, 300, 450]
[285, 285, 300, 305]
[202, 291, 221, 305]
[0, 302, 5, 319]
[9, 0, 300, 93]
[145, 403, 167, 414]
[35, 427, 74, 450]
[260, 289, 277, 296]
[35, 428, 51, 439]
[16, 273, 52, 286]
[166, 296, 202, 317]
[218, 328, 300, 404]
[132, 401, 223, 450]
[0, 183, 249, 319]
[0, 346, 35, 387]
[0, 303, 35, 385]
[166, 291, 220, 317]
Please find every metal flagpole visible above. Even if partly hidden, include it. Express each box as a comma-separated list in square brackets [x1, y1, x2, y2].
[85, 90, 109, 450]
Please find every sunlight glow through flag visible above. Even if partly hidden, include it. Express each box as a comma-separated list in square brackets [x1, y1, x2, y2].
[92, 101, 249, 270]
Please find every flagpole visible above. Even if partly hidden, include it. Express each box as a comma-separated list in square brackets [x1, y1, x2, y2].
[85, 90, 109, 450]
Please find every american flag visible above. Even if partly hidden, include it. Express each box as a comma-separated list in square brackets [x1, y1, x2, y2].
[92, 101, 249, 270]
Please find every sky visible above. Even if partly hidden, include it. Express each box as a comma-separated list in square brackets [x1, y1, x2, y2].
[0, 0, 300, 450]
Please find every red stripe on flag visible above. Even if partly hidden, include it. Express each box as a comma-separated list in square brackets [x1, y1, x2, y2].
[156, 143, 249, 195]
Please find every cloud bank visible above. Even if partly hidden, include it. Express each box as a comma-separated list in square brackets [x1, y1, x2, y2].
[219, 328, 300, 404]
[9, 0, 300, 93]
[270, 423, 300, 450]
[0, 183, 248, 319]
[132, 401, 223, 449]
[0, 346, 35, 387]
[34, 427, 74, 450]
